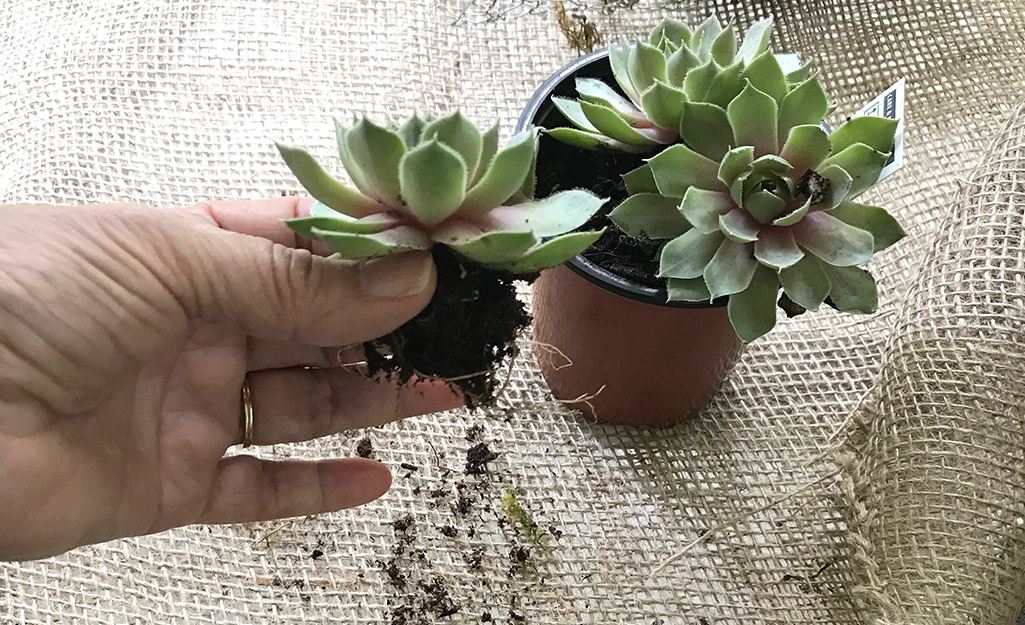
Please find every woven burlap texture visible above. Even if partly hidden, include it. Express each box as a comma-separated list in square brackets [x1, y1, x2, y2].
[2, 0, 1024, 623]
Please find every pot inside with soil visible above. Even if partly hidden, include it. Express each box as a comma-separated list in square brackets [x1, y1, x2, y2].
[519, 16, 905, 427]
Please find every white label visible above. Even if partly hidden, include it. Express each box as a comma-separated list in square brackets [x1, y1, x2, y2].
[852, 78, 906, 181]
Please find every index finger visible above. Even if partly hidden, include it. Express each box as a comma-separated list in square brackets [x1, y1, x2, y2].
[185, 197, 330, 254]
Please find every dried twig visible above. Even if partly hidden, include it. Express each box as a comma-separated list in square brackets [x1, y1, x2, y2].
[553, 2, 603, 55]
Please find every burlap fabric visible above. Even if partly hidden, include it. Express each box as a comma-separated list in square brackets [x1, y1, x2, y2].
[2, 1, 1024, 623]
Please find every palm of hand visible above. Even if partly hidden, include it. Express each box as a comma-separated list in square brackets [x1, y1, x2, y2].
[0, 200, 459, 561]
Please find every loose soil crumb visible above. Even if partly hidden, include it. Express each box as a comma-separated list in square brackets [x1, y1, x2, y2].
[465, 443, 500, 475]
[363, 246, 531, 408]
[440, 525, 458, 538]
[355, 437, 373, 459]
[465, 424, 485, 442]
[392, 515, 414, 534]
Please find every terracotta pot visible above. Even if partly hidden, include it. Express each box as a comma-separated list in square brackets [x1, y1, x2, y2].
[518, 50, 744, 427]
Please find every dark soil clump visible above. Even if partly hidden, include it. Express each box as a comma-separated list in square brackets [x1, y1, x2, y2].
[363, 246, 531, 409]
[465, 443, 500, 475]
[355, 437, 373, 459]
[534, 133, 659, 286]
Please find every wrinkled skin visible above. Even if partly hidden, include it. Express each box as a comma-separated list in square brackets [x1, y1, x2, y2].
[0, 198, 462, 561]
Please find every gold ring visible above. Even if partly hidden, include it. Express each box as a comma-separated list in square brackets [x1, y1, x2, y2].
[240, 377, 255, 448]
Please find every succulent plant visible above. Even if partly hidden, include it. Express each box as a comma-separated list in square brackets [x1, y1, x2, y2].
[276, 111, 606, 274]
[569, 17, 906, 340]
[548, 16, 809, 153]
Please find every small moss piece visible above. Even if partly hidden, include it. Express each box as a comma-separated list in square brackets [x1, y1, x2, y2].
[501, 489, 546, 547]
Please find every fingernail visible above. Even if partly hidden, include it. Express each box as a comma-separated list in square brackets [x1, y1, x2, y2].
[358, 253, 433, 299]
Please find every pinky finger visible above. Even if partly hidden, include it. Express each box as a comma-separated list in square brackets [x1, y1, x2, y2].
[197, 456, 392, 525]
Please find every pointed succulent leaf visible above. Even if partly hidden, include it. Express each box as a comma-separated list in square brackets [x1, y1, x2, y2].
[659, 229, 725, 279]
[313, 225, 431, 258]
[778, 77, 829, 139]
[579, 100, 671, 146]
[552, 97, 600, 132]
[521, 140, 538, 200]
[718, 146, 755, 187]
[683, 60, 719, 101]
[483, 189, 605, 237]
[792, 210, 874, 266]
[611, 193, 691, 240]
[286, 204, 399, 237]
[336, 120, 388, 201]
[829, 201, 905, 252]
[343, 117, 407, 205]
[629, 42, 669, 93]
[743, 50, 787, 103]
[749, 154, 792, 175]
[746, 190, 788, 223]
[693, 15, 724, 61]
[818, 163, 854, 208]
[462, 129, 538, 216]
[398, 114, 426, 148]
[641, 81, 688, 131]
[829, 116, 898, 154]
[728, 264, 779, 342]
[719, 209, 762, 242]
[781, 124, 831, 174]
[785, 62, 812, 84]
[711, 27, 738, 65]
[730, 171, 749, 206]
[779, 254, 830, 309]
[754, 226, 805, 269]
[650, 17, 692, 48]
[680, 102, 733, 161]
[497, 230, 606, 274]
[275, 143, 381, 218]
[772, 198, 812, 226]
[474, 123, 501, 185]
[667, 277, 712, 302]
[822, 264, 878, 313]
[399, 140, 467, 226]
[576, 78, 647, 124]
[728, 81, 779, 156]
[433, 222, 537, 264]
[648, 144, 724, 196]
[667, 44, 701, 87]
[544, 127, 648, 153]
[421, 111, 484, 181]
[820, 142, 888, 198]
[738, 18, 774, 65]
[622, 164, 659, 194]
[704, 60, 746, 108]
[609, 43, 643, 106]
[681, 187, 734, 234]
[704, 238, 758, 299]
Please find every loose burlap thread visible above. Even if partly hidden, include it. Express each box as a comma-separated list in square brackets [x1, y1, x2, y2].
[1, 1, 1024, 623]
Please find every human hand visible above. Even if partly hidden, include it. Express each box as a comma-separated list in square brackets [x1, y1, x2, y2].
[0, 198, 462, 561]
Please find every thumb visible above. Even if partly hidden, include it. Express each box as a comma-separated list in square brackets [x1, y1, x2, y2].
[178, 226, 436, 345]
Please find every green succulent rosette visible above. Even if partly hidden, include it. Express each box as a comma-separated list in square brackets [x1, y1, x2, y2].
[277, 111, 606, 274]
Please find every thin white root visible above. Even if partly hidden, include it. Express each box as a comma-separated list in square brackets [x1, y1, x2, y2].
[533, 341, 574, 371]
[649, 471, 840, 578]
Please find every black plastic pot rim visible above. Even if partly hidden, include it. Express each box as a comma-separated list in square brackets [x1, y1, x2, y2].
[517, 49, 727, 309]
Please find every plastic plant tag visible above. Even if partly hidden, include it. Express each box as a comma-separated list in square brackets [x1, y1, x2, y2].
[852, 78, 905, 181]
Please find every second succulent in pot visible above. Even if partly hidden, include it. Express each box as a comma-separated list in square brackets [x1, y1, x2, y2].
[550, 16, 905, 342]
